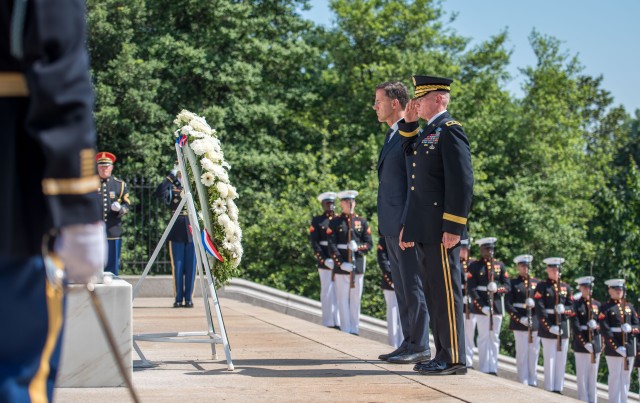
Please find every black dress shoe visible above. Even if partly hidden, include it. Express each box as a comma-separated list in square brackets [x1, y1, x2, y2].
[185, 301, 194, 308]
[414, 360, 467, 375]
[378, 345, 406, 361]
[387, 350, 431, 364]
[173, 302, 183, 308]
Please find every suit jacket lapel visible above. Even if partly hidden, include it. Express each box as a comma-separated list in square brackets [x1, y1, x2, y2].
[378, 129, 400, 170]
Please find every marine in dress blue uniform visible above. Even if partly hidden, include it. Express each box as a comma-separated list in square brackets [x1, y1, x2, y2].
[309, 192, 339, 328]
[377, 235, 403, 348]
[467, 237, 510, 375]
[97, 152, 130, 275]
[374, 81, 430, 364]
[504, 254, 540, 386]
[327, 191, 373, 335]
[570, 276, 601, 403]
[0, 1, 103, 400]
[599, 279, 639, 403]
[155, 168, 196, 308]
[533, 257, 573, 394]
[399, 75, 473, 376]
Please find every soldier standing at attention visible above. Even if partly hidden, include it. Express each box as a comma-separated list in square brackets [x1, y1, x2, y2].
[327, 190, 373, 335]
[467, 237, 510, 375]
[599, 278, 639, 403]
[460, 235, 477, 369]
[534, 257, 573, 394]
[571, 276, 601, 403]
[309, 191, 339, 329]
[505, 254, 540, 386]
[0, 0, 105, 400]
[377, 235, 403, 348]
[155, 163, 197, 308]
[374, 81, 430, 364]
[398, 75, 474, 376]
[97, 152, 130, 275]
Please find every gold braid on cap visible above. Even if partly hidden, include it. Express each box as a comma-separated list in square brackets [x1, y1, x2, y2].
[414, 84, 451, 98]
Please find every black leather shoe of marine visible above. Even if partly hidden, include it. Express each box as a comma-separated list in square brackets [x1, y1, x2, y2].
[387, 350, 431, 364]
[185, 301, 194, 308]
[173, 302, 183, 308]
[378, 345, 407, 361]
[414, 360, 467, 375]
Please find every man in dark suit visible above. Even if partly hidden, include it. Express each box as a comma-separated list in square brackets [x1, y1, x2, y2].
[1, 1, 105, 400]
[374, 81, 430, 364]
[398, 75, 474, 375]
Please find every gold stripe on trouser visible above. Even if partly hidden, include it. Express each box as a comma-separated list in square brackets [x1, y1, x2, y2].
[169, 241, 176, 297]
[441, 244, 458, 363]
[29, 280, 64, 403]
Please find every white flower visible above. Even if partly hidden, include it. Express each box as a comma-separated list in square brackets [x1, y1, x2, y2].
[181, 125, 193, 135]
[222, 160, 231, 169]
[217, 213, 231, 228]
[212, 198, 227, 214]
[174, 110, 196, 126]
[227, 185, 238, 199]
[222, 241, 234, 251]
[188, 130, 207, 139]
[201, 172, 215, 187]
[190, 139, 209, 156]
[189, 117, 213, 135]
[201, 157, 216, 172]
[216, 182, 229, 198]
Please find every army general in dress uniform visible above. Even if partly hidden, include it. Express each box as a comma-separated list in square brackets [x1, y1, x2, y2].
[97, 152, 130, 275]
[327, 190, 373, 335]
[0, 0, 105, 400]
[533, 257, 573, 394]
[505, 254, 540, 386]
[309, 191, 339, 328]
[571, 276, 601, 403]
[155, 166, 196, 308]
[398, 75, 474, 375]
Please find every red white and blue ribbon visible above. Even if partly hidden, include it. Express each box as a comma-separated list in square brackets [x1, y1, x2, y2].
[176, 134, 187, 147]
[202, 229, 225, 262]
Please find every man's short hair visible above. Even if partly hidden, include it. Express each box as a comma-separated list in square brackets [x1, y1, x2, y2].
[375, 81, 409, 108]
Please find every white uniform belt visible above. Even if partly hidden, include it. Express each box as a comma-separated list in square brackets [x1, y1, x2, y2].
[0, 73, 28, 97]
[610, 327, 622, 333]
[545, 309, 558, 314]
[579, 325, 592, 330]
[337, 244, 348, 250]
[513, 303, 526, 309]
[476, 286, 488, 291]
[319, 241, 328, 246]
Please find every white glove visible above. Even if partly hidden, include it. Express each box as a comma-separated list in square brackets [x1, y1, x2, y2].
[487, 281, 498, 293]
[525, 298, 535, 308]
[348, 240, 358, 252]
[481, 306, 491, 316]
[519, 317, 530, 327]
[549, 325, 562, 336]
[584, 343, 594, 353]
[55, 222, 107, 284]
[340, 262, 354, 273]
[324, 259, 334, 270]
[587, 319, 598, 330]
[573, 292, 583, 301]
[622, 323, 632, 333]
[555, 303, 565, 314]
[111, 201, 122, 212]
[616, 346, 627, 357]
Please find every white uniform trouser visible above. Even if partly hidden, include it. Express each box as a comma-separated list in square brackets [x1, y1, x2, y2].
[541, 337, 569, 392]
[318, 268, 339, 327]
[606, 356, 633, 403]
[464, 314, 477, 368]
[383, 289, 403, 348]
[575, 352, 600, 403]
[513, 330, 540, 386]
[334, 273, 364, 335]
[476, 314, 502, 373]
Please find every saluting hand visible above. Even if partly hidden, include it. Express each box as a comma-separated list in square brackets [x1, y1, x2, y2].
[442, 232, 460, 249]
[404, 99, 419, 122]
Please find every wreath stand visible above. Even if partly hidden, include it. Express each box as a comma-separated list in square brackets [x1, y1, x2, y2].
[131, 142, 234, 371]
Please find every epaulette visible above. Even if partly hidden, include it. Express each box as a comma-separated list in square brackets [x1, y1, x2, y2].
[445, 120, 462, 127]
[112, 176, 124, 183]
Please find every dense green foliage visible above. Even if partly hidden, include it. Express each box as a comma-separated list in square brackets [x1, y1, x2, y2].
[87, 0, 640, 383]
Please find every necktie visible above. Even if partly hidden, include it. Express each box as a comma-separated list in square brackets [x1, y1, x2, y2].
[385, 128, 394, 144]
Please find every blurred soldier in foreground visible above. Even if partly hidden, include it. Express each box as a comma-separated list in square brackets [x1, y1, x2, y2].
[309, 191, 339, 328]
[377, 235, 403, 348]
[0, 0, 105, 400]
[327, 190, 372, 335]
[599, 278, 639, 403]
[467, 237, 510, 375]
[534, 257, 572, 394]
[571, 276, 601, 403]
[505, 254, 539, 386]
[97, 151, 130, 275]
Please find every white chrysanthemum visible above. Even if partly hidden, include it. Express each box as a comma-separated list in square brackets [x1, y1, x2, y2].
[217, 213, 231, 228]
[216, 182, 229, 198]
[189, 117, 213, 135]
[188, 130, 207, 139]
[201, 172, 215, 187]
[222, 241, 234, 251]
[200, 157, 216, 172]
[222, 160, 231, 169]
[224, 224, 236, 239]
[212, 198, 227, 214]
[227, 185, 238, 199]
[190, 139, 208, 156]
[181, 125, 193, 135]
[176, 110, 196, 123]
[207, 150, 222, 163]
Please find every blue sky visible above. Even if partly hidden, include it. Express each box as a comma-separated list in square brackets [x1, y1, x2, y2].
[301, 0, 640, 114]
